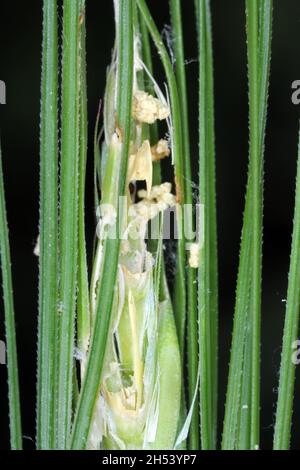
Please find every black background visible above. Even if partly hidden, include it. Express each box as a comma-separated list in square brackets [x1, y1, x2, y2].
[0, 0, 300, 450]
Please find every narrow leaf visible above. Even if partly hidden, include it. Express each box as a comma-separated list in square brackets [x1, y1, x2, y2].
[0, 144, 22, 449]
[274, 125, 300, 449]
[169, 0, 199, 450]
[196, 0, 218, 450]
[37, 0, 58, 450]
[77, 2, 90, 355]
[56, 0, 82, 449]
[222, 0, 273, 450]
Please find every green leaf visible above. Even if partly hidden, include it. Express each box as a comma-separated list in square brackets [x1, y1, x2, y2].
[77, 2, 90, 355]
[247, 0, 265, 449]
[274, 125, 300, 449]
[0, 144, 22, 450]
[222, 0, 272, 450]
[36, 0, 58, 450]
[169, 0, 199, 450]
[56, 0, 82, 449]
[195, 0, 218, 450]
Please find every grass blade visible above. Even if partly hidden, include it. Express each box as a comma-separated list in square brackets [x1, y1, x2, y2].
[203, 0, 218, 449]
[236, 324, 252, 449]
[56, 0, 82, 449]
[77, 3, 90, 355]
[274, 126, 300, 449]
[247, 0, 263, 449]
[0, 144, 22, 449]
[222, 0, 272, 450]
[36, 0, 58, 450]
[169, 0, 199, 449]
[195, 0, 218, 450]
[222, 191, 253, 449]
[70, 0, 134, 449]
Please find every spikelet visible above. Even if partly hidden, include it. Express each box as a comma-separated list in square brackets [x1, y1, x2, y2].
[82, 21, 182, 449]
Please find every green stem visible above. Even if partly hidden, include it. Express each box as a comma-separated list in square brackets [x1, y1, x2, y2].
[56, 0, 81, 449]
[196, 0, 218, 450]
[222, 0, 272, 450]
[222, 190, 252, 449]
[71, 0, 134, 449]
[247, 0, 262, 449]
[204, 1, 218, 449]
[77, 2, 90, 353]
[0, 144, 22, 450]
[237, 322, 252, 450]
[169, 0, 199, 450]
[37, 0, 58, 450]
[274, 125, 300, 449]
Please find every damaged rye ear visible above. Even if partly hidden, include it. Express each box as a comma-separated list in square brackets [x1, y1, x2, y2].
[79, 0, 183, 451]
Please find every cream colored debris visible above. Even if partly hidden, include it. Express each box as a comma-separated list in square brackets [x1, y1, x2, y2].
[132, 90, 170, 124]
[188, 243, 200, 268]
[129, 183, 176, 223]
[138, 182, 174, 203]
[34, 235, 40, 257]
[151, 139, 170, 161]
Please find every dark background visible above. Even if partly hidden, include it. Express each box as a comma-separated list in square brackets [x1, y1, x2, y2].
[0, 0, 299, 450]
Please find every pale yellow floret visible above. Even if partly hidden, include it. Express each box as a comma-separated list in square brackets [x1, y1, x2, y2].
[137, 182, 175, 205]
[127, 140, 153, 195]
[131, 183, 176, 223]
[151, 139, 170, 161]
[188, 243, 200, 268]
[132, 90, 170, 124]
